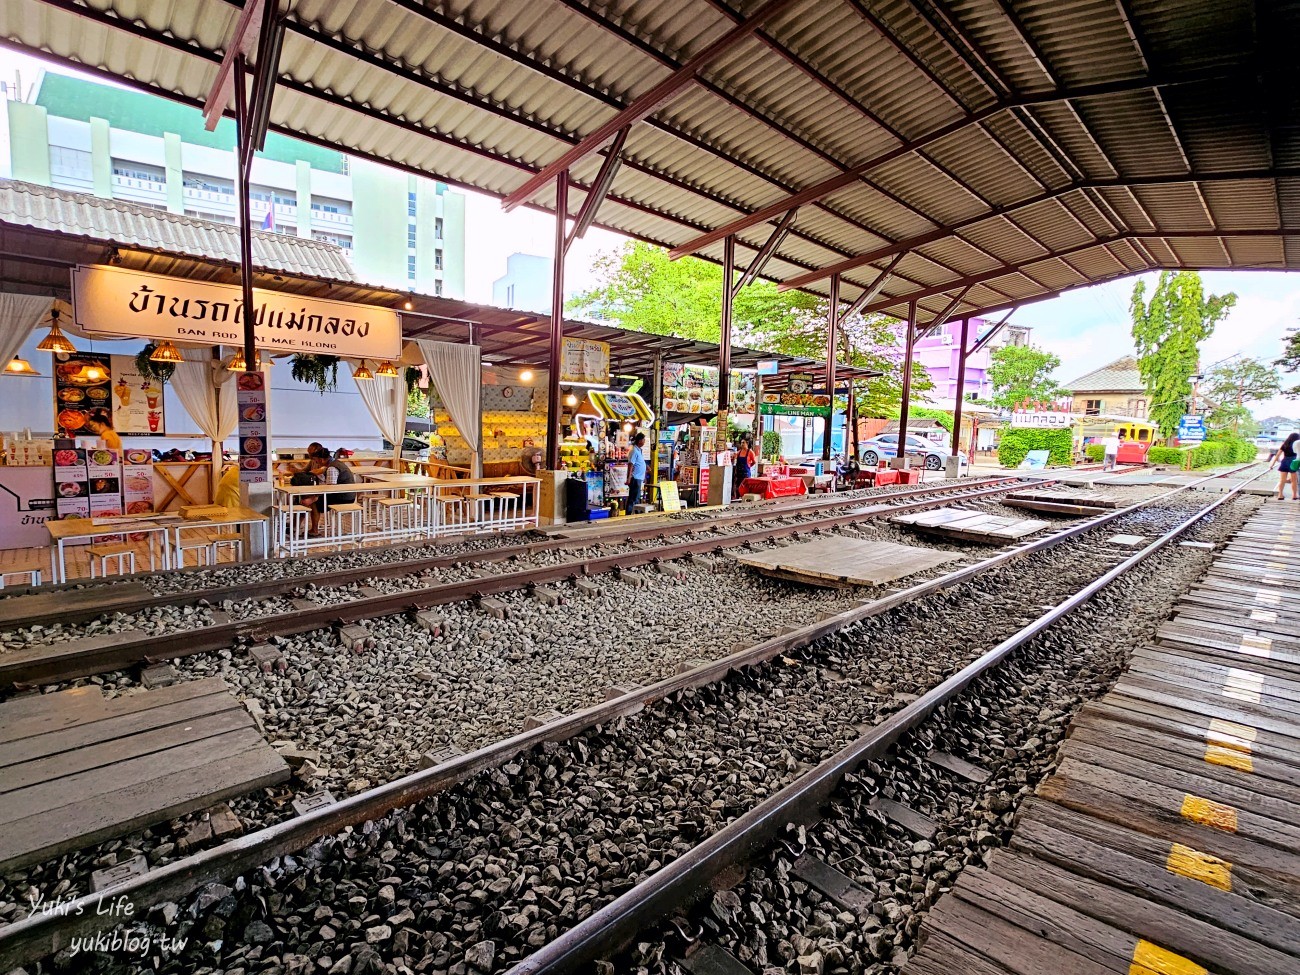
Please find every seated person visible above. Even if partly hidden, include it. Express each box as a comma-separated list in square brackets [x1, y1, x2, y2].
[215, 464, 241, 509]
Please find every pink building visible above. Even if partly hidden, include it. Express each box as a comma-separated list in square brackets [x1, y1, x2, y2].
[912, 318, 1031, 402]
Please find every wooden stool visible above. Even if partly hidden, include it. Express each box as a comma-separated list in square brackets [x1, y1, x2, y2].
[0, 567, 42, 589]
[281, 506, 312, 556]
[210, 534, 244, 563]
[374, 497, 414, 540]
[436, 496, 470, 535]
[87, 544, 136, 578]
[488, 491, 522, 530]
[176, 534, 214, 568]
[325, 502, 365, 546]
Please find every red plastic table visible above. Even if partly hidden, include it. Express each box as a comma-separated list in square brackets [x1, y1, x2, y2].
[739, 476, 808, 499]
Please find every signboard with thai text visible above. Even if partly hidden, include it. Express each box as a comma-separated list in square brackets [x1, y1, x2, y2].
[559, 337, 610, 386]
[1010, 410, 1073, 429]
[72, 264, 401, 360]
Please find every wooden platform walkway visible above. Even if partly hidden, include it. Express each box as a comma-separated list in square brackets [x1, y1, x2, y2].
[732, 537, 960, 588]
[0, 677, 289, 872]
[906, 499, 1300, 975]
[891, 507, 1050, 544]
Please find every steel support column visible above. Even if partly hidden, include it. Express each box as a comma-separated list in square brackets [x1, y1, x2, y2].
[546, 173, 569, 471]
[233, 55, 257, 371]
[823, 273, 840, 461]
[718, 235, 736, 441]
[895, 301, 917, 470]
[951, 316, 971, 463]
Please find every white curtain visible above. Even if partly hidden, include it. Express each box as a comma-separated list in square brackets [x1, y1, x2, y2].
[416, 339, 481, 477]
[354, 370, 407, 463]
[0, 293, 53, 370]
[172, 347, 238, 493]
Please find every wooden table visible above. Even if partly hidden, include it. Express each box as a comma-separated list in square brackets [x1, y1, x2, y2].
[739, 475, 808, 500]
[46, 516, 176, 583]
[172, 505, 270, 563]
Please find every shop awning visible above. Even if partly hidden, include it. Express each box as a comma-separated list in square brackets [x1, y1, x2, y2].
[0, 190, 874, 390]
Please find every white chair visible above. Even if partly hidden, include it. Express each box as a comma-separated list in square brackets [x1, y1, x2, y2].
[435, 495, 470, 536]
[87, 544, 136, 578]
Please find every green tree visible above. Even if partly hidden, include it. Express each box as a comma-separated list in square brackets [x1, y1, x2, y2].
[1274, 326, 1300, 397]
[1202, 356, 1280, 433]
[569, 239, 930, 415]
[569, 240, 818, 342]
[1130, 271, 1237, 440]
[985, 344, 1063, 410]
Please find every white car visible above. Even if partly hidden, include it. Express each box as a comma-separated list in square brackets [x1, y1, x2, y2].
[859, 434, 965, 471]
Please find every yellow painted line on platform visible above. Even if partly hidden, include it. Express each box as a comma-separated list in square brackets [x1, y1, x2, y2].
[1129, 939, 1208, 975]
[1165, 843, 1233, 891]
[1238, 634, 1273, 659]
[1249, 609, 1278, 623]
[1180, 794, 1238, 832]
[1205, 744, 1254, 773]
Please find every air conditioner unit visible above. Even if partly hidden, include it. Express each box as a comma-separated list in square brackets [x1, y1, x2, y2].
[940, 332, 953, 346]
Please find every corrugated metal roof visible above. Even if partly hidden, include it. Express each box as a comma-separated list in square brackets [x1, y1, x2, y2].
[0, 179, 356, 280]
[1, 0, 1294, 326]
[1064, 355, 1143, 393]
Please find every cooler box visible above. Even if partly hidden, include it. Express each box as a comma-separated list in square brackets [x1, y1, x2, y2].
[588, 507, 611, 520]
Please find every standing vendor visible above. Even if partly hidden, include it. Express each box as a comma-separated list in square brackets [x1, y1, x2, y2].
[627, 432, 646, 511]
[733, 435, 756, 496]
[84, 412, 122, 450]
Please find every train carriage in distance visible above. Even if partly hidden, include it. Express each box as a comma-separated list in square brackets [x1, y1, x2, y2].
[1077, 417, 1157, 464]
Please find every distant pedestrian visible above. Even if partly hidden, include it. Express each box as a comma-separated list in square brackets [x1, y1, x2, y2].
[733, 435, 756, 496]
[1101, 432, 1120, 470]
[627, 432, 646, 511]
[1269, 432, 1300, 500]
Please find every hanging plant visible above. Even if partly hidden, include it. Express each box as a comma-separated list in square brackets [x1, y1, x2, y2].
[290, 353, 341, 393]
[134, 344, 177, 384]
[404, 366, 423, 394]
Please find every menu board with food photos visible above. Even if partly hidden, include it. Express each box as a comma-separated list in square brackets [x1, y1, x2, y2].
[122, 447, 156, 515]
[53, 353, 114, 438]
[661, 364, 757, 415]
[53, 441, 90, 519]
[110, 354, 166, 435]
[236, 371, 269, 483]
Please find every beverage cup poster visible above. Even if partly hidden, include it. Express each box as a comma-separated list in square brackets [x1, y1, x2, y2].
[53, 353, 114, 438]
[236, 372, 269, 483]
[110, 354, 166, 435]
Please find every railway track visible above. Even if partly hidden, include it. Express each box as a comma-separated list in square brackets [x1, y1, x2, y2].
[0, 477, 1044, 688]
[504, 470, 1270, 975]
[0, 477, 1023, 633]
[0, 469, 1257, 970]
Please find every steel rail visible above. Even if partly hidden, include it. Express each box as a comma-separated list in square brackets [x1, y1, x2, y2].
[0, 479, 1042, 689]
[0, 477, 1021, 631]
[0, 469, 1245, 968]
[502, 467, 1268, 975]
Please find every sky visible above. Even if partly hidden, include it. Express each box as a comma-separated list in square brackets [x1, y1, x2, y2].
[3, 49, 1298, 419]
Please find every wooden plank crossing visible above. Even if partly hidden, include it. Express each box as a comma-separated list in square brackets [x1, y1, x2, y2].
[905, 500, 1300, 975]
[0, 677, 289, 871]
[0, 582, 154, 629]
[732, 537, 960, 588]
[892, 507, 1050, 544]
[1002, 489, 1123, 517]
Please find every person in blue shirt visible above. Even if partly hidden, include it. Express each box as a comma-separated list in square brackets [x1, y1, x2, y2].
[627, 432, 647, 511]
